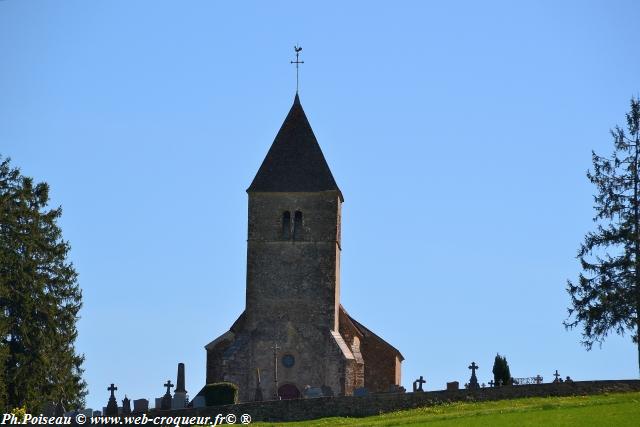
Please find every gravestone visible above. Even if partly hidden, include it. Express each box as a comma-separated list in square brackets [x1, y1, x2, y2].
[412, 376, 426, 392]
[154, 398, 163, 410]
[133, 399, 149, 413]
[488, 380, 495, 388]
[302, 386, 324, 398]
[175, 363, 187, 394]
[468, 362, 480, 389]
[553, 370, 561, 384]
[122, 396, 131, 414]
[191, 396, 206, 408]
[161, 380, 174, 410]
[172, 363, 188, 409]
[565, 376, 574, 384]
[80, 409, 93, 418]
[93, 411, 102, 417]
[354, 387, 368, 397]
[446, 381, 459, 391]
[105, 383, 119, 416]
[171, 394, 187, 410]
[534, 375, 543, 385]
[320, 385, 334, 397]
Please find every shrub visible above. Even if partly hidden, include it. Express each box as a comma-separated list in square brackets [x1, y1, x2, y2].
[11, 406, 27, 422]
[194, 382, 239, 406]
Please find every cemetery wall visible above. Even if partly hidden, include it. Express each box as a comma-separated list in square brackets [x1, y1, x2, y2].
[145, 379, 640, 423]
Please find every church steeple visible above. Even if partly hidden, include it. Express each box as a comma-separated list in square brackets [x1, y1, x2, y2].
[247, 94, 342, 200]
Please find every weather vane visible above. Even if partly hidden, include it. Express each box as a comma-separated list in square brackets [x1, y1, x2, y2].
[290, 45, 304, 93]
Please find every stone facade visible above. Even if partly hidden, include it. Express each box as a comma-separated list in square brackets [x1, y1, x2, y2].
[205, 94, 402, 402]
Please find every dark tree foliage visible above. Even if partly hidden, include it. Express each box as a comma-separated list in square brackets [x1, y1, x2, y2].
[492, 354, 511, 386]
[0, 156, 86, 411]
[565, 97, 640, 376]
[195, 382, 239, 406]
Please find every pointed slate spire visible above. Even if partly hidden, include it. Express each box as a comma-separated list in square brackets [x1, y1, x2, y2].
[247, 94, 342, 200]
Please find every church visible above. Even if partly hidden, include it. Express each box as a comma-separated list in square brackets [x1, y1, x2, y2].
[205, 92, 403, 402]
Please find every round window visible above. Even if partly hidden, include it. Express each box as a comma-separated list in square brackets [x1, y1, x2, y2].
[281, 354, 295, 368]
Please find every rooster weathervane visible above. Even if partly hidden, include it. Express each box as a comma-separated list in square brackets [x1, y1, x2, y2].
[290, 45, 304, 93]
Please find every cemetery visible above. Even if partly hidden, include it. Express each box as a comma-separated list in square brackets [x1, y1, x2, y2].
[54, 370, 639, 423]
[42, 354, 638, 423]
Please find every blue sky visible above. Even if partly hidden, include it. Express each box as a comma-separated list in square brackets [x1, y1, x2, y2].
[2, 0, 639, 411]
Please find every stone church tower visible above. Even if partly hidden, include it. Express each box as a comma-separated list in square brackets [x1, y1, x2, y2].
[205, 94, 403, 402]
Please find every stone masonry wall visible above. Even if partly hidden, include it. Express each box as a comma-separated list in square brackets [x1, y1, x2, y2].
[360, 334, 400, 393]
[207, 191, 349, 402]
[145, 380, 640, 423]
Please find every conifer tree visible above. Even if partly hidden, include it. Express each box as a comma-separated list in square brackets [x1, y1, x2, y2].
[0, 156, 86, 411]
[565, 97, 640, 376]
[492, 354, 511, 386]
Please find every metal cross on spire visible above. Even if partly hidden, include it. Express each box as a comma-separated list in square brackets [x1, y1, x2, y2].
[290, 45, 304, 93]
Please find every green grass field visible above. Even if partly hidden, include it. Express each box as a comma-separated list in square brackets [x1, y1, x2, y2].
[254, 392, 640, 426]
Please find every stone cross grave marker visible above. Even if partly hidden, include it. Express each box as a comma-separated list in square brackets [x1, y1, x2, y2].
[468, 362, 480, 389]
[413, 376, 426, 392]
[553, 370, 561, 383]
[488, 380, 495, 388]
[164, 380, 174, 395]
[161, 380, 174, 410]
[106, 384, 118, 416]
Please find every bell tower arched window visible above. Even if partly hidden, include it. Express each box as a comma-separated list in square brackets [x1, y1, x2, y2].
[282, 211, 291, 239]
[293, 211, 303, 240]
